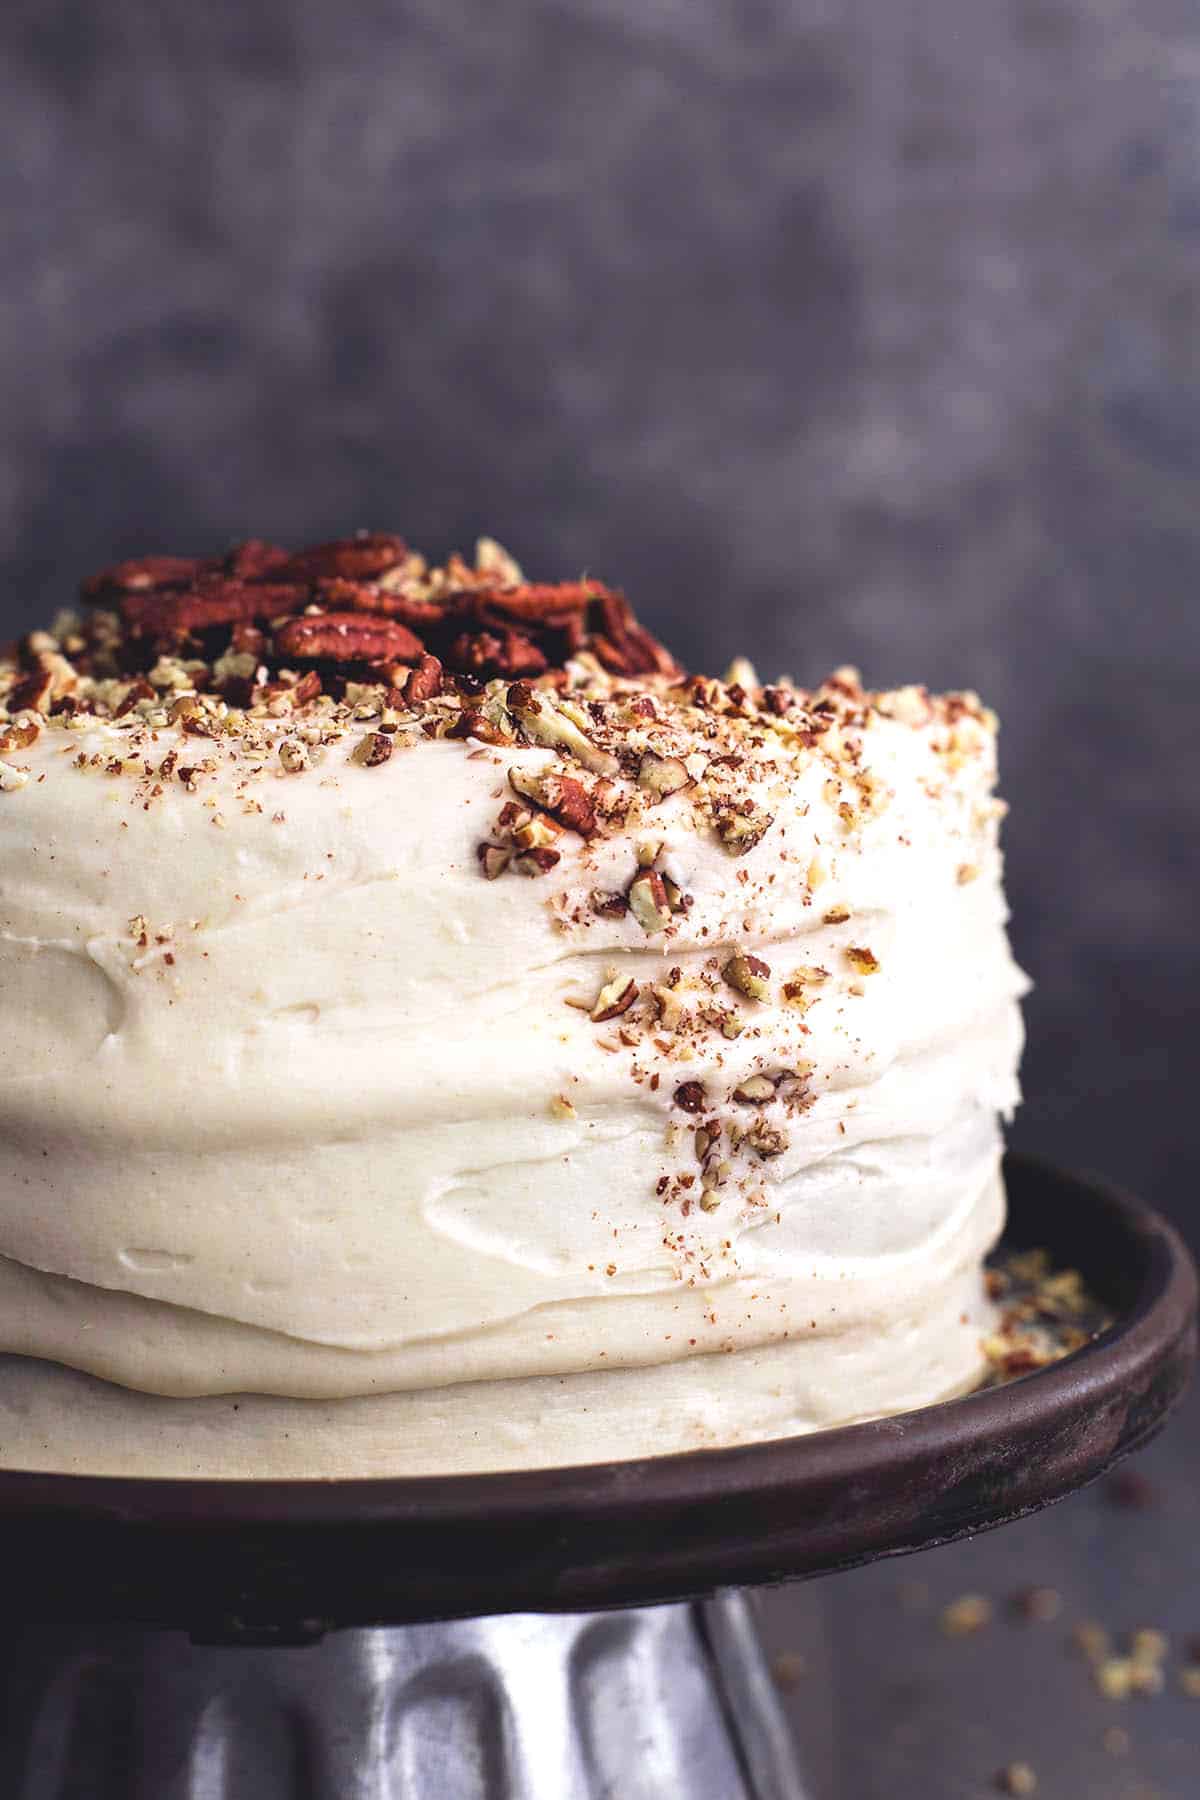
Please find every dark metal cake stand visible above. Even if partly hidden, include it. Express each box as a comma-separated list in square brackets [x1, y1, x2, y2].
[0, 1156, 1193, 1798]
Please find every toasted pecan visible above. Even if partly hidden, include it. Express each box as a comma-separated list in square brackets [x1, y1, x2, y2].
[269, 533, 407, 583]
[81, 555, 208, 604]
[68, 528, 681, 708]
[400, 654, 444, 704]
[448, 629, 548, 678]
[225, 539, 291, 580]
[121, 581, 304, 637]
[274, 612, 423, 663]
[468, 580, 602, 626]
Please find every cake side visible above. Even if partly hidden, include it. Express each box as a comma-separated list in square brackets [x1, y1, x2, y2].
[0, 533, 1027, 1473]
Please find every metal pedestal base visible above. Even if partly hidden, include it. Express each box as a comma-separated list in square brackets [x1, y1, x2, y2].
[0, 1593, 811, 1799]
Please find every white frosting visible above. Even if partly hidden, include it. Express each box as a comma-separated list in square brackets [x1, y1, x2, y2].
[0, 687, 1027, 1473]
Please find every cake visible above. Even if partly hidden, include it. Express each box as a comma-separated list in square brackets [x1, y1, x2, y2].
[0, 533, 1027, 1476]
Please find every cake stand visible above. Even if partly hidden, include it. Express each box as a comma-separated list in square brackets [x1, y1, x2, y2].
[0, 1155, 1193, 1799]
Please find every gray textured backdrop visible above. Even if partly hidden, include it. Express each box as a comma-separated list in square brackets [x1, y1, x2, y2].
[1, 0, 1196, 1231]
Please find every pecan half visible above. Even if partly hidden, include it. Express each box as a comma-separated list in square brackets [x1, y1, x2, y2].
[274, 613, 423, 664]
[122, 581, 304, 637]
[269, 532, 408, 583]
[468, 580, 600, 626]
[314, 579, 455, 629]
[81, 555, 207, 604]
[225, 539, 291, 580]
[356, 591, 455, 626]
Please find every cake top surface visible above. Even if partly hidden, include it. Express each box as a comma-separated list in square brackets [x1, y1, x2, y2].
[0, 531, 996, 835]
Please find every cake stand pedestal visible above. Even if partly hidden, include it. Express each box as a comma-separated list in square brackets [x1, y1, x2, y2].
[0, 1591, 807, 1800]
[0, 1157, 1192, 1800]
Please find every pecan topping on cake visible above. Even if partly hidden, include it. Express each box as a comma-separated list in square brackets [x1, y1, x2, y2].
[70, 530, 680, 694]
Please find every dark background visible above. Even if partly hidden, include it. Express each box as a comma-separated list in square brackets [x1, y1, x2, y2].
[1, 5, 1197, 1793]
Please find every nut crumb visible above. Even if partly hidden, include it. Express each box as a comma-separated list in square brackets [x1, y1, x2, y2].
[940, 1593, 992, 1637]
[769, 1651, 806, 1690]
[1011, 1586, 1061, 1623]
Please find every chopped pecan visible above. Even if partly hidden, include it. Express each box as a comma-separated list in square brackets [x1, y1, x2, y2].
[477, 842, 513, 879]
[290, 670, 323, 706]
[0, 718, 39, 753]
[637, 751, 691, 798]
[446, 706, 510, 745]
[513, 846, 561, 876]
[508, 766, 596, 837]
[278, 739, 309, 774]
[627, 868, 672, 932]
[746, 1118, 788, 1159]
[512, 812, 562, 851]
[712, 798, 774, 854]
[591, 973, 638, 1021]
[733, 1074, 777, 1104]
[274, 613, 423, 664]
[662, 874, 693, 913]
[230, 621, 268, 658]
[400, 654, 444, 704]
[673, 1080, 707, 1113]
[589, 590, 682, 678]
[723, 952, 772, 1001]
[507, 686, 620, 775]
[591, 889, 629, 918]
[114, 678, 157, 717]
[5, 668, 54, 714]
[352, 731, 394, 767]
[448, 629, 548, 678]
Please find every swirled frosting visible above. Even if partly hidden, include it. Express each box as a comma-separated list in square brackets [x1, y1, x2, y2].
[0, 541, 1026, 1474]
